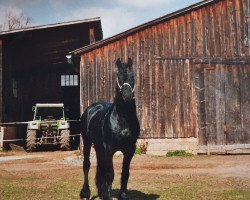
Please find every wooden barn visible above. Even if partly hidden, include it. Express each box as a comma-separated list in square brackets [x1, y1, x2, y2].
[0, 18, 102, 147]
[69, 0, 250, 154]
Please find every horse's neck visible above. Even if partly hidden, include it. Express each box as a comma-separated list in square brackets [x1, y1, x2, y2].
[113, 96, 137, 119]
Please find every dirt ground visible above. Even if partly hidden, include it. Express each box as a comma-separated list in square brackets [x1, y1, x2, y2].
[0, 150, 250, 200]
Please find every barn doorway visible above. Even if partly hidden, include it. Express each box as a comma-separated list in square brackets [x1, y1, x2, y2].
[197, 63, 250, 153]
[61, 74, 80, 120]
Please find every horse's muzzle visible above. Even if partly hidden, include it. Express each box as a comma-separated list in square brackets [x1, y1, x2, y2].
[122, 93, 133, 103]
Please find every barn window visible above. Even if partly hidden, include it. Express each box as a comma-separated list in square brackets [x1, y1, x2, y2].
[61, 75, 78, 86]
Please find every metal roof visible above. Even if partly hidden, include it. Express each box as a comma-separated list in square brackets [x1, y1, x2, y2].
[70, 0, 221, 55]
[0, 17, 101, 36]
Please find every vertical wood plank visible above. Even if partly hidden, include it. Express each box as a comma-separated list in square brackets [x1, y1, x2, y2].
[240, 65, 250, 143]
[154, 26, 160, 137]
[189, 61, 197, 137]
[86, 55, 91, 107]
[225, 65, 243, 145]
[164, 24, 174, 138]
[215, 65, 226, 145]
[243, 0, 250, 56]
[195, 66, 207, 145]
[150, 27, 157, 137]
[0, 39, 3, 122]
[157, 25, 165, 138]
[80, 58, 84, 114]
[142, 31, 149, 137]
[226, 0, 235, 57]
[231, 0, 240, 56]
[134, 33, 142, 130]
[195, 9, 203, 57]
[213, 3, 222, 56]
[204, 67, 217, 145]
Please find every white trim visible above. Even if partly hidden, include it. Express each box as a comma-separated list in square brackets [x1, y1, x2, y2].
[35, 103, 64, 107]
[0, 127, 4, 151]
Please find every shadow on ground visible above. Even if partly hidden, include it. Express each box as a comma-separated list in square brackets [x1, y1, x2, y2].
[89, 189, 160, 200]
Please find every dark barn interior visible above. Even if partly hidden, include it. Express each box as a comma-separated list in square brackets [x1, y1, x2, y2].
[0, 18, 103, 145]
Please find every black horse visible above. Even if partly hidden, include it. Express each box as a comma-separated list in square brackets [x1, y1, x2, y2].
[80, 58, 140, 200]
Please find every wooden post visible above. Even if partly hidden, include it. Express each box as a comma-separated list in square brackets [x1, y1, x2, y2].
[207, 143, 210, 155]
[0, 127, 4, 151]
[89, 28, 95, 44]
[0, 39, 2, 123]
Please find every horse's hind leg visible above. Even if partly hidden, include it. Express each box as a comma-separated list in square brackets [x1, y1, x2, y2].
[80, 137, 92, 200]
[96, 149, 114, 200]
[103, 155, 114, 200]
[95, 149, 105, 198]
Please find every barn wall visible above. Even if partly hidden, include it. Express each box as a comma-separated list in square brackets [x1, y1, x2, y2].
[80, 0, 250, 141]
[80, 28, 198, 139]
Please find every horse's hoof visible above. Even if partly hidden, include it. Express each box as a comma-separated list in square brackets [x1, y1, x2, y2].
[101, 194, 112, 200]
[118, 192, 129, 200]
[80, 188, 91, 200]
[102, 197, 112, 200]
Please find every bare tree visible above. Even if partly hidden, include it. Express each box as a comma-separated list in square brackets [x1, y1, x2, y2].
[0, 10, 31, 32]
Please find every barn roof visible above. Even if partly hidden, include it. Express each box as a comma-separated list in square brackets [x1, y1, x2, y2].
[0, 17, 101, 36]
[70, 0, 221, 55]
[0, 17, 103, 69]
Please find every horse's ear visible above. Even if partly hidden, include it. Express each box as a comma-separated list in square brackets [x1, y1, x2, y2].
[128, 57, 132, 68]
[116, 58, 122, 67]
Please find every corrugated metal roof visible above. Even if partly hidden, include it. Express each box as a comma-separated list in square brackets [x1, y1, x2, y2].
[0, 17, 101, 36]
[70, 0, 221, 55]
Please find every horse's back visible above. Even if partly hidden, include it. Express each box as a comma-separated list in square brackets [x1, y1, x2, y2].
[81, 102, 112, 139]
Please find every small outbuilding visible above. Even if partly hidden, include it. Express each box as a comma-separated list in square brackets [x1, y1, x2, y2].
[70, 0, 250, 154]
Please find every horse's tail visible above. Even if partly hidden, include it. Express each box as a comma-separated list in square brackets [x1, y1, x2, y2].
[80, 112, 87, 137]
[80, 107, 92, 139]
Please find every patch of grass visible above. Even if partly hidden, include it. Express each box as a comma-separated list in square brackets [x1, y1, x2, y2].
[135, 147, 142, 155]
[0, 169, 84, 200]
[166, 150, 193, 157]
[1, 169, 249, 200]
[1, 153, 249, 200]
[222, 190, 250, 200]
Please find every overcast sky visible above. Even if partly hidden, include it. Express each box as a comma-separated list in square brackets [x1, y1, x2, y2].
[0, 0, 201, 38]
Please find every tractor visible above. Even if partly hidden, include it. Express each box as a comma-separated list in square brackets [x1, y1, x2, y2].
[26, 103, 70, 151]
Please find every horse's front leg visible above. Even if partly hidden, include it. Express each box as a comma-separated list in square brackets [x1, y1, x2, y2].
[103, 155, 114, 200]
[119, 146, 136, 200]
[80, 138, 92, 200]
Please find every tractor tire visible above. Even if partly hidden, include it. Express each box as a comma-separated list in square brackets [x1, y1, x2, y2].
[26, 130, 36, 152]
[60, 129, 70, 150]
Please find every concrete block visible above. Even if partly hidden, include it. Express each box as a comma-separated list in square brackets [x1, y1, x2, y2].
[136, 137, 198, 155]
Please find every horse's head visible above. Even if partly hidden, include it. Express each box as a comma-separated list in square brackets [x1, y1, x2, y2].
[116, 58, 135, 103]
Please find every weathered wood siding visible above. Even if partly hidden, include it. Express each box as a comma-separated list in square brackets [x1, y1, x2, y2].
[0, 40, 2, 122]
[80, 0, 250, 141]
